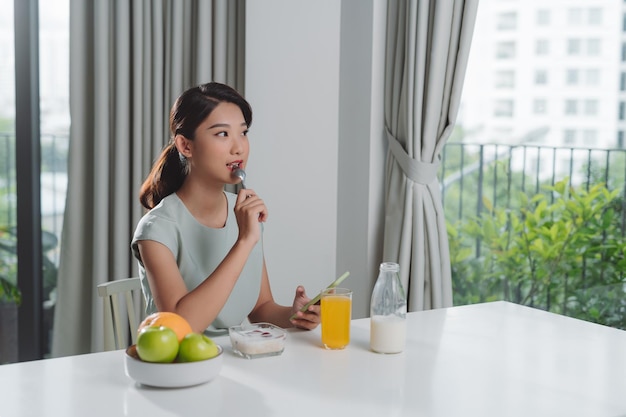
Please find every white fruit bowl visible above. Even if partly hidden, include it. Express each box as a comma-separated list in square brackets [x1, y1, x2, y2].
[124, 344, 223, 388]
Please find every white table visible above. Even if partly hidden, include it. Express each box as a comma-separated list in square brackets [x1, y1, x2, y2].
[2, 301, 626, 417]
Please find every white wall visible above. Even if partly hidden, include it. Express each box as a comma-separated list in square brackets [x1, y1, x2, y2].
[246, 0, 387, 318]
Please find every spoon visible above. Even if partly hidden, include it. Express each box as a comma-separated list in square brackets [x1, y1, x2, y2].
[233, 167, 247, 189]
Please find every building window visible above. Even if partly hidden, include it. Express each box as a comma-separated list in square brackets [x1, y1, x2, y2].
[618, 131, 625, 149]
[623, 13, 626, 31]
[621, 72, 626, 91]
[567, 8, 583, 25]
[495, 70, 515, 88]
[535, 39, 549, 55]
[564, 129, 577, 145]
[566, 69, 579, 85]
[588, 8, 602, 25]
[622, 43, 626, 61]
[585, 69, 600, 86]
[533, 99, 547, 114]
[583, 99, 598, 116]
[497, 12, 517, 30]
[619, 102, 626, 120]
[567, 39, 581, 55]
[494, 99, 514, 117]
[587, 39, 601, 56]
[496, 41, 516, 59]
[565, 99, 578, 115]
[535, 69, 548, 85]
[536, 9, 550, 25]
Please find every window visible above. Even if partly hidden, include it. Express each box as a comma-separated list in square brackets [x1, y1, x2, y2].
[567, 8, 583, 25]
[565, 99, 578, 115]
[495, 70, 515, 88]
[586, 39, 601, 56]
[585, 69, 600, 86]
[496, 41, 516, 59]
[0, 0, 69, 363]
[583, 99, 598, 116]
[535, 69, 548, 85]
[0, 0, 18, 366]
[564, 129, 577, 144]
[566, 69, 579, 86]
[536, 9, 550, 26]
[455, 0, 626, 332]
[588, 8, 602, 25]
[535, 39, 549, 55]
[567, 39, 581, 55]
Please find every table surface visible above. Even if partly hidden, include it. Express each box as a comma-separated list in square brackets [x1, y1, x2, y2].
[2, 301, 626, 417]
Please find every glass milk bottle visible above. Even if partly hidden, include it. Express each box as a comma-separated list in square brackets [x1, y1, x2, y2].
[370, 262, 407, 353]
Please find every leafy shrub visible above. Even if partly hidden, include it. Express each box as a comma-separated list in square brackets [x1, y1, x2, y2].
[0, 228, 20, 305]
[449, 179, 626, 329]
[0, 227, 58, 305]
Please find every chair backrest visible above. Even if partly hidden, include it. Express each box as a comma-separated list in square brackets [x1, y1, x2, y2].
[97, 277, 145, 351]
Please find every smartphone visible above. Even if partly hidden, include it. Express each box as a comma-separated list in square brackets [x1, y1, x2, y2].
[289, 271, 350, 320]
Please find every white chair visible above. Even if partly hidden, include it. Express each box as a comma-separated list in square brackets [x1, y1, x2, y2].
[97, 277, 145, 351]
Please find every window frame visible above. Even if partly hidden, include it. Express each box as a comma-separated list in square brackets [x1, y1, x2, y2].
[13, 0, 45, 362]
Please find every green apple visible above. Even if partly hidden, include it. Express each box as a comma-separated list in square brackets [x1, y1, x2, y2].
[176, 332, 219, 362]
[136, 325, 179, 363]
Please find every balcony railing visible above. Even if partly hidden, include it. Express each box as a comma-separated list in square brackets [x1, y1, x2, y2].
[0, 132, 68, 245]
[441, 142, 626, 223]
[441, 141, 626, 329]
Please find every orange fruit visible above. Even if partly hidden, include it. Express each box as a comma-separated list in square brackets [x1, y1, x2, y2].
[138, 312, 193, 342]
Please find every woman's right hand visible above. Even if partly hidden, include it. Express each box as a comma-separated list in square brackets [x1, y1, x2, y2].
[234, 188, 268, 244]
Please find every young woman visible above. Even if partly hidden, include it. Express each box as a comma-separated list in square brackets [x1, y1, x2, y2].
[131, 82, 320, 334]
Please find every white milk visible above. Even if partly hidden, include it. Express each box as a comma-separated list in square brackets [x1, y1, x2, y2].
[370, 315, 406, 354]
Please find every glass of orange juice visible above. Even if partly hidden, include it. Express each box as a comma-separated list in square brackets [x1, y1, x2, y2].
[321, 287, 352, 349]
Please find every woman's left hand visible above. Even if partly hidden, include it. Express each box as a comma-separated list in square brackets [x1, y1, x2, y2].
[290, 286, 320, 330]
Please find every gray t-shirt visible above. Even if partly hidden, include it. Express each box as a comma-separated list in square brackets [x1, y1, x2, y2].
[131, 192, 263, 335]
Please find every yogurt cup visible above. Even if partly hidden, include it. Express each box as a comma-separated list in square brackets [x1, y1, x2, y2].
[228, 323, 286, 359]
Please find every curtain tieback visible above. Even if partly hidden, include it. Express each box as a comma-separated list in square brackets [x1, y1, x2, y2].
[386, 128, 439, 185]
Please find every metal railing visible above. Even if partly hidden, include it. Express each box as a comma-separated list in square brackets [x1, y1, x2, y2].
[441, 142, 626, 224]
[0, 132, 68, 299]
[440, 141, 626, 329]
[0, 132, 68, 246]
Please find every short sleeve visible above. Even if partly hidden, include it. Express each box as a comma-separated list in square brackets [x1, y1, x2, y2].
[131, 212, 179, 266]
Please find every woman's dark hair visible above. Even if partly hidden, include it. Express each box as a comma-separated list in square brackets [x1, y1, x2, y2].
[139, 82, 253, 209]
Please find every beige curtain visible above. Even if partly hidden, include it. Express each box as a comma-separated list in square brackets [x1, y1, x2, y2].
[52, 0, 245, 357]
[382, 0, 478, 311]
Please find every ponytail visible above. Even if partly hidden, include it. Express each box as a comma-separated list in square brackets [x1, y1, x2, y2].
[139, 143, 188, 209]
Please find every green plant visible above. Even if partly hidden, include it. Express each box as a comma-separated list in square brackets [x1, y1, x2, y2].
[0, 227, 59, 305]
[0, 228, 20, 305]
[450, 178, 626, 329]
[0, 276, 21, 305]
